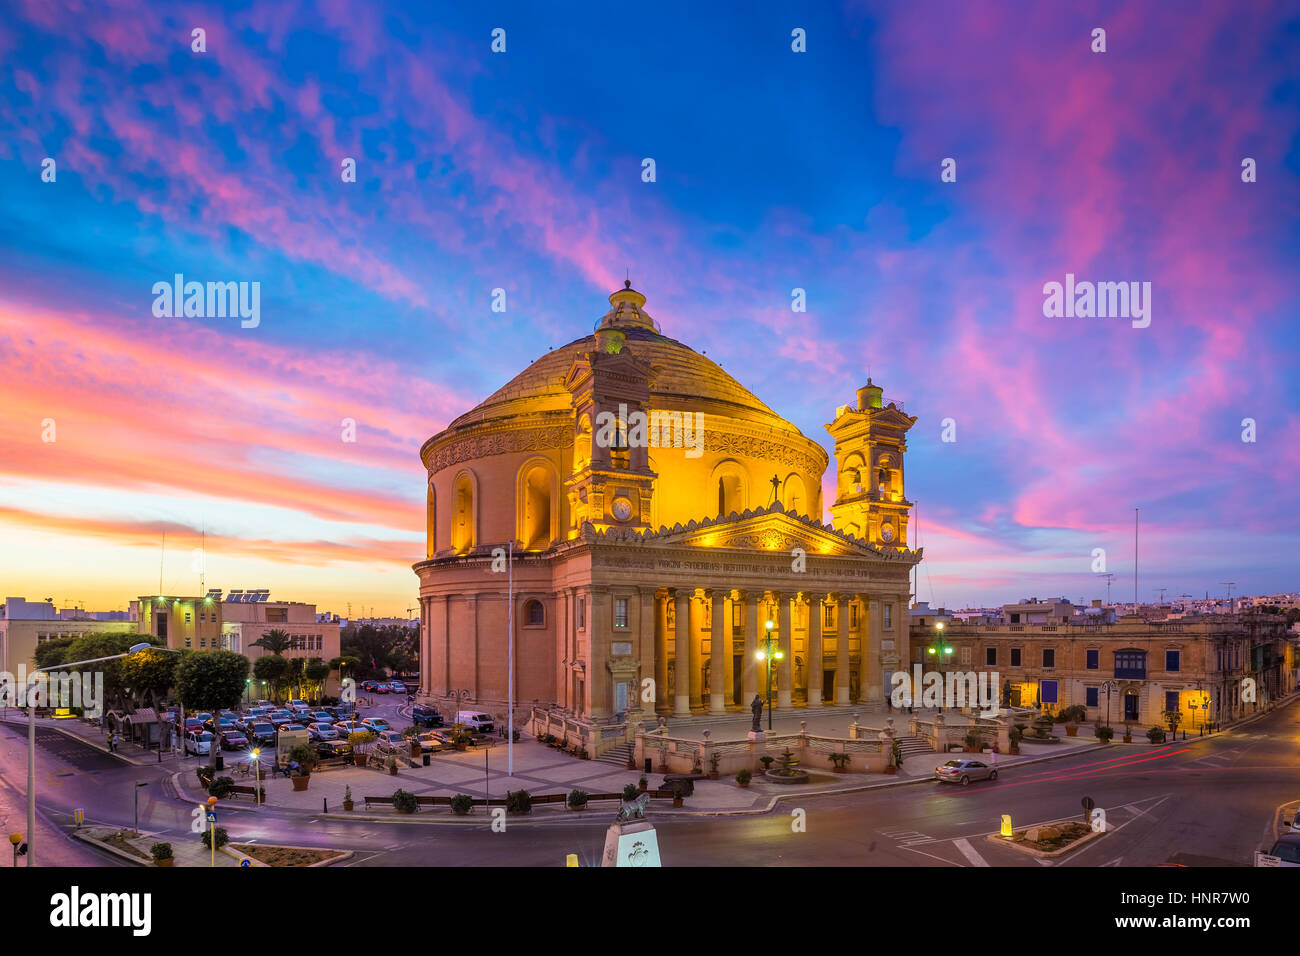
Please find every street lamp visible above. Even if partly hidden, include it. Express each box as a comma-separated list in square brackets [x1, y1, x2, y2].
[133, 782, 148, 836]
[26, 642, 155, 866]
[250, 749, 261, 807]
[925, 622, 953, 712]
[756, 620, 783, 731]
[1100, 679, 1119, 733]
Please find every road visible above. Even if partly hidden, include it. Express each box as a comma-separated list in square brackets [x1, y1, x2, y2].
[2, 697, 1296, 866]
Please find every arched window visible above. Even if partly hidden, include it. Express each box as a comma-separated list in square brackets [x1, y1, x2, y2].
[781, 473, 807, 515]
[452, 473, 475, 554]
[573, 415, 592, 473]
[517, 459, 556, 551]
[711, 460, 748, 517]
[839, 452, 866, 498]
[524, 599, 544, 626]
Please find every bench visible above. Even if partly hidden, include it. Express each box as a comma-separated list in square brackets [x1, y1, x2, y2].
[228, 784, 266, 801]
[363, 795, 396, 809]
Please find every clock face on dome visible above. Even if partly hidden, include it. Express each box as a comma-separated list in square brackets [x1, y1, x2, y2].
[880, 522, 895, 542]
[611, 497, 633, 521]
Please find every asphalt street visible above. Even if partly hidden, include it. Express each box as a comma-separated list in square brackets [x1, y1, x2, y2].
[2, 696, 1296, 867]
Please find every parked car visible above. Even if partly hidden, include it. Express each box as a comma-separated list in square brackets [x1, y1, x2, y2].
[1258, 834, 1300, 866]
[289, 699, 310, 712]
[334, 720, 368, 737]
[289, 712, 315, 727]
[412, 705, 444, 728]
[220, 730, 249, 751]
[267, 709, 293, 726]
[309, 723, 340, 742]
[184, 730, 215, 756]
[245, 722, 276, 747]
[389, 681, 407, 695]
[373, 682, 390, 695]
[934, 759, 997, 786]
[456, 712, 495, 734]
[181, 718, 204, 737]
[308, 711, 335, 726]
[361, 718, 391, 734]
[360, 680, 378, 692]
[375, 730, 408, 754]
[193, 712, 213, 727]
[316, 739, 352, 761]
[415, 731, 449, 754]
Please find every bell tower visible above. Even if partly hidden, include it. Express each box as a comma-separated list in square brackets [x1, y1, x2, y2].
[825, 378, 917, 549]
[563, 282, 658, 533]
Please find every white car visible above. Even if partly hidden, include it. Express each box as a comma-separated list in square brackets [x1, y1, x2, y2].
[456, 712, 495, 734]
[374, 730, 408, 754]
[184, 730, 215, 756]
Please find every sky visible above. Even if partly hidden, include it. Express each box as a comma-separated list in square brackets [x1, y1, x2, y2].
[1, 0, 1297, 616]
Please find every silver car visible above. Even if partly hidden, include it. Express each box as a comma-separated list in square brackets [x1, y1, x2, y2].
[935, 759, 997, 785]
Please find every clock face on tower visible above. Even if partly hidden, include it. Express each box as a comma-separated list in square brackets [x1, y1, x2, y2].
[880, 522, 895, 543]
[611, 497, 633, 521]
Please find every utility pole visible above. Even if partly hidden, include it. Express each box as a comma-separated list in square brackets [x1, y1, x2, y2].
[1100, 573, 1115, 606]
[1221, 582, 1236, 614]
[1133, 508, 1139, 615]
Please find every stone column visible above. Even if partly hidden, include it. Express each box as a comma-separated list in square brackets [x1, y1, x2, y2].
[588, 588, 611, 720]
[835, 594, 851, 704]
[777, 591, 793, 709]
[807, 593, 824, 708]
[708, 588, 727, 714]
[636, 586, 656, 718]
[673, 589, 693, 716]
[722, 591, 735, 707]
[653, 590, 669, 714]
[742, 590, 759, 702]
[466, 594, 480, 700]
[687, 590, 704, 711]
[868, 593, 885, 703]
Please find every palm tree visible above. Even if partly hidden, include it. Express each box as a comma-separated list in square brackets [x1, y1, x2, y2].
[252, 629, 296, 656]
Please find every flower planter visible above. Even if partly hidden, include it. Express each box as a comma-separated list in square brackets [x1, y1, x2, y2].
[1065, 725, 1078, 737]
[708, 772, 719, 781]
[291, 775, 310, 791]
[833, 766, 847, 773]
[1122, 735, 1132, 743]
[884, 766, 898, 774]
[154, 858, 173, 867]
[567, 803, 587, 812]
[342, 800, 354, 812]
[738, 780, 750, 788]
[672, 797, 683, 808]
[638, 781, 648, 792]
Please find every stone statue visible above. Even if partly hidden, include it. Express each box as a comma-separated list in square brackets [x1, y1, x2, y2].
[617, 792, 650, 821]
[750, 694, 764, 732]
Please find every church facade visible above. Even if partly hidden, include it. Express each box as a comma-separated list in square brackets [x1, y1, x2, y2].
[414, 283, 920, 750]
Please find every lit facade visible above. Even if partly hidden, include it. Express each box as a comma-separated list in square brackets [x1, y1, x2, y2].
[414, 284, 921, 750]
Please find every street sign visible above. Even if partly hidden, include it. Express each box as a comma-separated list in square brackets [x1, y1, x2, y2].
[239, 859, 250, 868]
[1255, 851, 1281, 867]
[206, 812, 217, 823]
[72, 808, 84, 826]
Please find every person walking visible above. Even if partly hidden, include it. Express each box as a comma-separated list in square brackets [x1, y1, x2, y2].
[107, 732, 116, 753]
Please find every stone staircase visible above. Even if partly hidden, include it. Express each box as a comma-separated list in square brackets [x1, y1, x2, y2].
[893, 735, 934, 758]
[595, 742, 633, 767]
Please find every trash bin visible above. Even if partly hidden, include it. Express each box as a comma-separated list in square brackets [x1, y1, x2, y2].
[422, 754, 430, 767]
[215, 754, 225, 770]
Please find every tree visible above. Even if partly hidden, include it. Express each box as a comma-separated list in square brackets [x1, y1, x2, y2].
[119, 647, 180, 711]
[252, 655, 290, 703]
[176, 651, 250, 767]
[304, 659, 331, 703]
[33, 636, 77, 670]
[62, 634, 148, 712]
[251, 629, 296, 656]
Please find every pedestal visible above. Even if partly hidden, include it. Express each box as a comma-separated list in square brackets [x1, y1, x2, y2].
[601, 820, 661, 867]
[747, 731, 766, 742]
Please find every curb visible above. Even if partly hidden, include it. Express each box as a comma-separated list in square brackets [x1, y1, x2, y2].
[70, 829, 149, 866]
[986, 826, 1107, 859]
[222, 844, 354, 867]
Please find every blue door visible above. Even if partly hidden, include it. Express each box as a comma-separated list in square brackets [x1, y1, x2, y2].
[1124, 691, 1139, 721]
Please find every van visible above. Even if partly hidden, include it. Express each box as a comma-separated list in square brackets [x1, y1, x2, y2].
[456, 712, 495, 734]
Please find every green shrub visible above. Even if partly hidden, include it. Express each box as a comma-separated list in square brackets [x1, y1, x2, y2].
[392, 789, 418, 814]
[149, 842, 173, 861]
[735, 769, 753, 785]
[450, 794, 473, 815]
[1095, 725, 1114, 741]
[505, 789, 532, 814]
[287, 744, 318, 775]
[207, 775, 234, 799]
[567, 789, 589, 808]
[200, 826, 229, 850]
[195, 766, 214, 788]
[1147, 726, 1166, 743]
[622, 783, 640, 801]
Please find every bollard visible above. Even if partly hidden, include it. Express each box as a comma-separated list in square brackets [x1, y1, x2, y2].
[323, 798, 328, 814]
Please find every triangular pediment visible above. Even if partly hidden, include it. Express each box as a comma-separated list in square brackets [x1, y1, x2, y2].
[579, 502, 920, 563]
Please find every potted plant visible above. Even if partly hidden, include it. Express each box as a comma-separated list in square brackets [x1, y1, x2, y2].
[708, 752, 720, 780]
[392, 788, 418, 814]
[200, 826, 229, 850]
[348, 731, 377, 768]
[622, 783, 640, 801]
[386, 756, 399, 776]
[1147, 725, 1166, 744]
[672, 783, 685, 808]
[1095, 725, 1114, 743]
[963, 729, 983, 753]
[450, 793, 473, 816]
[1122, 723, 1133, 743]
[506, 789, 532, 815]
[638, 775, 648, 793]
[1008, 727, 1022, 755]
[150, 842, 173, 867]
[1062, 704, 1085, 737]
[567, 789, 589, 811]
[736, 768, 753, 788]
[207, 775, 234, 799]
[543, 733, 556, 747]
[829, 752, 850, 773]
[288, 744, 318, 791]
[342, 785, 354, 812]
